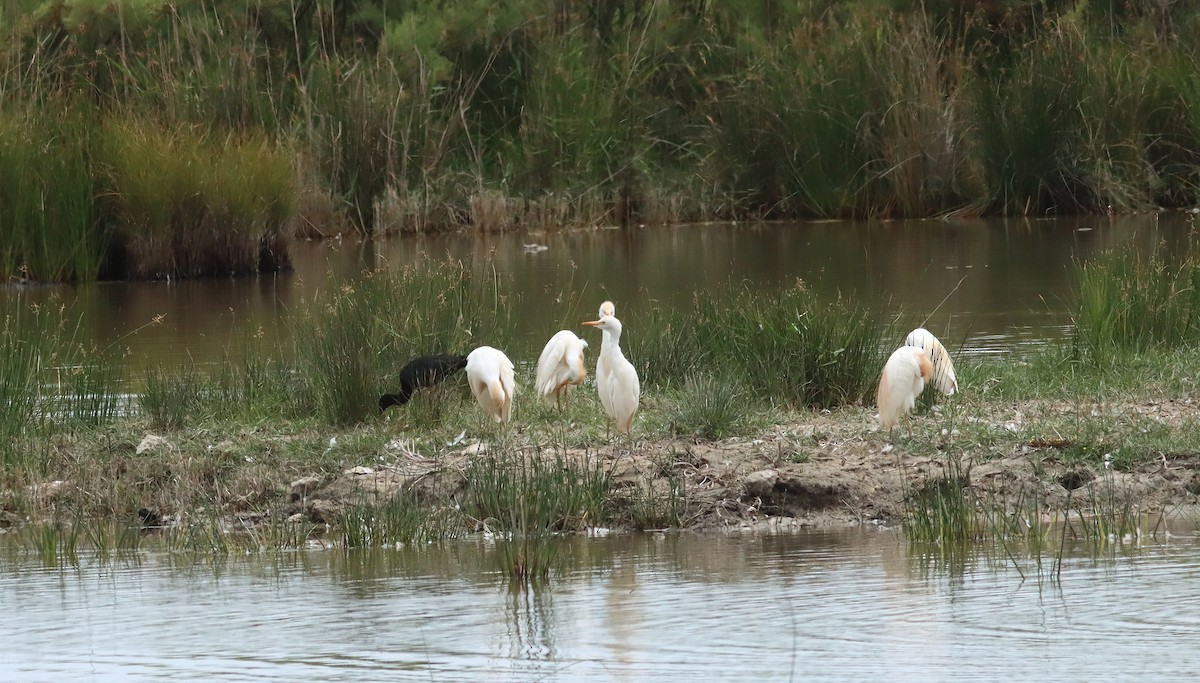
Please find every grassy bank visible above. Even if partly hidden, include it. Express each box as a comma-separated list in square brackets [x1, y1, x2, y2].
[2, 2, 1200, 282]
[2, 250, 1199, 580]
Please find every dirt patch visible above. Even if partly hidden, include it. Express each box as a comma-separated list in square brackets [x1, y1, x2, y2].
[9, 400, 1199, 534]
[292, 404, 1200, 530]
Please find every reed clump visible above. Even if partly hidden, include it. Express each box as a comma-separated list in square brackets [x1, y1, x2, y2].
[96, 118, 295, 279]
[665, 371, 762, 442]
[290, 259, 513, 425]
[464, 449, 610, 534]
[1072, 245, 1200, 363]
[340, 491, 464, 548]
[902, 475, 980, 547]
[626, 473, 691, 531]
[463, 448, 611, 582]
[631, 281, 888, 409]
[5, 2, 1200, 281]
[0, 109, 101, 283]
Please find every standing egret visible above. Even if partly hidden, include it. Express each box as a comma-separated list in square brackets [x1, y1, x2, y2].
[877, 345, 933, 438]
[379, 354, 468, 411]
[536, 330, 589, 409]
[465, 346, 516, 423]
[596, 301, 616, 395]
[904, 328, 958, 395]
[582, 314, 640, 434]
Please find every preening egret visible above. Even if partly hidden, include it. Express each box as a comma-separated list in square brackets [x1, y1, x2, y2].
[465, 346, 516, 423]
[599, 300, 615, 318]
[379, 354, 468, 411]
[536, 330, 589, 409]
[904, 328, 958, 395]
[877, 345, 933, 438]
[582, 314, 640, 434]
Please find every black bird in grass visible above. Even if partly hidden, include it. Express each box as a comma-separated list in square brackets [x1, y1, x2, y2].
[378, 354, 469, 411]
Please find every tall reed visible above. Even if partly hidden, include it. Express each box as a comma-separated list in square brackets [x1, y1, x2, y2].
[291, 259, 514, 425]
[1072, 245, 1200, 363]
[666, 370, 760, 441]
[139, 363, 210, 432]
[96, 117, 295, 279]
[0, 292, 120, 465]
[4, 1, 1200, 278]
[0, 110, 103, 282]
[633, 281, 888, 408]
[54, 342, 123, 430]
[464, 449, 611, 533]
[0, 298, 50, 464]
[340, 491, 464, 548]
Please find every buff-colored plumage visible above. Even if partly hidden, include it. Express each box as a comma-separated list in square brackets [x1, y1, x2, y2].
[536, 330, 589, 408]
[466, 346, 516, 423]
[904, 328, 958, 396]
[582, 313, 640, 434]
[877, 346, 933, 436]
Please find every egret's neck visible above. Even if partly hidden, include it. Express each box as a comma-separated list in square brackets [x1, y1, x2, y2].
[603, 328, 623, 355]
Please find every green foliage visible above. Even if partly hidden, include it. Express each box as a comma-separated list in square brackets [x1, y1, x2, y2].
[139, 363, 209, 432]
[1072, 245, 1200, 363]
[2, 1, 1200, 280]
[291, 260, 513, 425]
[0, 110, 103, 282]
[903, 474, 979, 545]
[0, 300, 51, 457]
[633, 281, 887, 409]
[340, 491, 464, 548]
[97, 117, 295, 279]
[464, 450, 611, 533]
[666, 371, 760, 441]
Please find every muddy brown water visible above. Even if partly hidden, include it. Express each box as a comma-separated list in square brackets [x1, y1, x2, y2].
[4, 214, 1194, 378]
[2, 528, 1199, 680]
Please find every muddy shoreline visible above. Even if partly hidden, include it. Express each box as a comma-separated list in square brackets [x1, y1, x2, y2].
[287, 403, 1200, 535]
[5, 397, 1199, 539]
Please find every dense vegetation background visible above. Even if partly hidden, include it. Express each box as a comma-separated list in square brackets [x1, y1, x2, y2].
[2, 0, 1199, 282]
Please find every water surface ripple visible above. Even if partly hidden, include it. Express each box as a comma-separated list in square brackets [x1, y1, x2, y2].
[3, 530, 1199, 681]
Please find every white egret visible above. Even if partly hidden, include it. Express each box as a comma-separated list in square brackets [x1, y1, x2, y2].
[582, 314, 640, 434]
[596, 301, 616, 392]
[877, 345, 933, 438]
[904, 328, 958, 396]
[465, 346, 516, 423]
[536, 330, 589, 409]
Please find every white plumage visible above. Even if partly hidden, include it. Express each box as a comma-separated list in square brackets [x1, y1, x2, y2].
[536, 330, 589, 408]
[583, 313, 640, 434]
[465, 346, 516, 423]
[877, 345, 933, 436]
[596, 301, 616, 390]
[904, 327, 958, 396]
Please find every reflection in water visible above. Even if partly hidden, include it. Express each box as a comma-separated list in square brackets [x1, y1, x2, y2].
[3, 529, 1199, 681]
[1, 215, 1192, 377]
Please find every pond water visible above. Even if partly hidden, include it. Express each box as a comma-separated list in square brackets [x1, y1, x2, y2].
[3, 214, 1194, 376]
[2, 527, 1199, 681]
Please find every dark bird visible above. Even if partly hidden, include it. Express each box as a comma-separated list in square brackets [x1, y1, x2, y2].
[378, 354, 469, 411]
